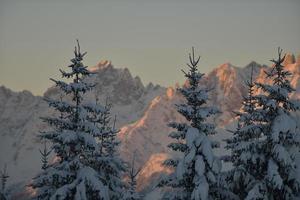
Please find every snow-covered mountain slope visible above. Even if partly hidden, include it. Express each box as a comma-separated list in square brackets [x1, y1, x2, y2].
[119, 87, 183, 168]
[0, 87, 48, 186]
[203, 61, 265, 124]
[1, 54, 300, 198]
[137, 153, 172, 192]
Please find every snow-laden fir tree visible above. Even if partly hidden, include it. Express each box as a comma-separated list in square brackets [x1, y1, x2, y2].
[87, 98, 126, 200]
[30, 40, 110, 200]
[243, 48, 300, 200]
[224, 66, 262, 200]
[159, 48, 222, 200]
[123, 151, 142, 200]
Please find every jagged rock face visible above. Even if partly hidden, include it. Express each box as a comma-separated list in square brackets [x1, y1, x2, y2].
[119, 88, 184, 168]
[0, 87, 44, 136]
[208, 62, 266, 124]
[112, 68, 145, 104]
[87, 62, 165, 126]
[89, 61, 147, 105]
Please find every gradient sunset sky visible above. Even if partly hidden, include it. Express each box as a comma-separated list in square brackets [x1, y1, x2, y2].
[0, 0, 299, 95]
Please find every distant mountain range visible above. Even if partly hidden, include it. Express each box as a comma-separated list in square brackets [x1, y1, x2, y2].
[1, 54, 299, 199]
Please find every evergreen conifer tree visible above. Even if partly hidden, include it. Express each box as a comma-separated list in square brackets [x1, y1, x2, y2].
[30, 40, 109, 200]
[88, 98, 126, 200]
[243, 48, 300, 200]
[123, 152, 142, 200]
[159, 48, 221, 200]
[226, 48, 300, 200]
[224, 66, 261, 200]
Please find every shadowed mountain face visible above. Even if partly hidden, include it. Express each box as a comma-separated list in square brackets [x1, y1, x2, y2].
[0, 54, 300, 198]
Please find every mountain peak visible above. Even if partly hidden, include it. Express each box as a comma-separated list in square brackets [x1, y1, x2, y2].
[166, 87, 175, 100]
[245, 61, 260, 68]
[212, 62, 237, 79]
[297, 54, 300, 64]
[283, 53, 296, 66]
[89, 60, 113, 72]
[0, 86, 14, 100]
[218, 62, 234, 69]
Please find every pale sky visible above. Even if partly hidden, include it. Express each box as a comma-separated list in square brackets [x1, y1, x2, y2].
[0, 0, 299, 95]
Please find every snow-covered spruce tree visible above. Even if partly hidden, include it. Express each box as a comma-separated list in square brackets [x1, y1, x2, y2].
[159, 48, 222, 200]
[224, 66, 262, 200]
[87, 98, 126, 200]
[244, 48, 300, 200]
[30, 41, 109, 200]
[123, 152, 142, 200]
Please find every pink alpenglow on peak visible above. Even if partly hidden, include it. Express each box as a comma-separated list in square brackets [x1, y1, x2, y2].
[89, 60, 112, 72]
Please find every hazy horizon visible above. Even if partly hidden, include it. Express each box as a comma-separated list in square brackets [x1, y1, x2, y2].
[1, 0, 300, 95]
